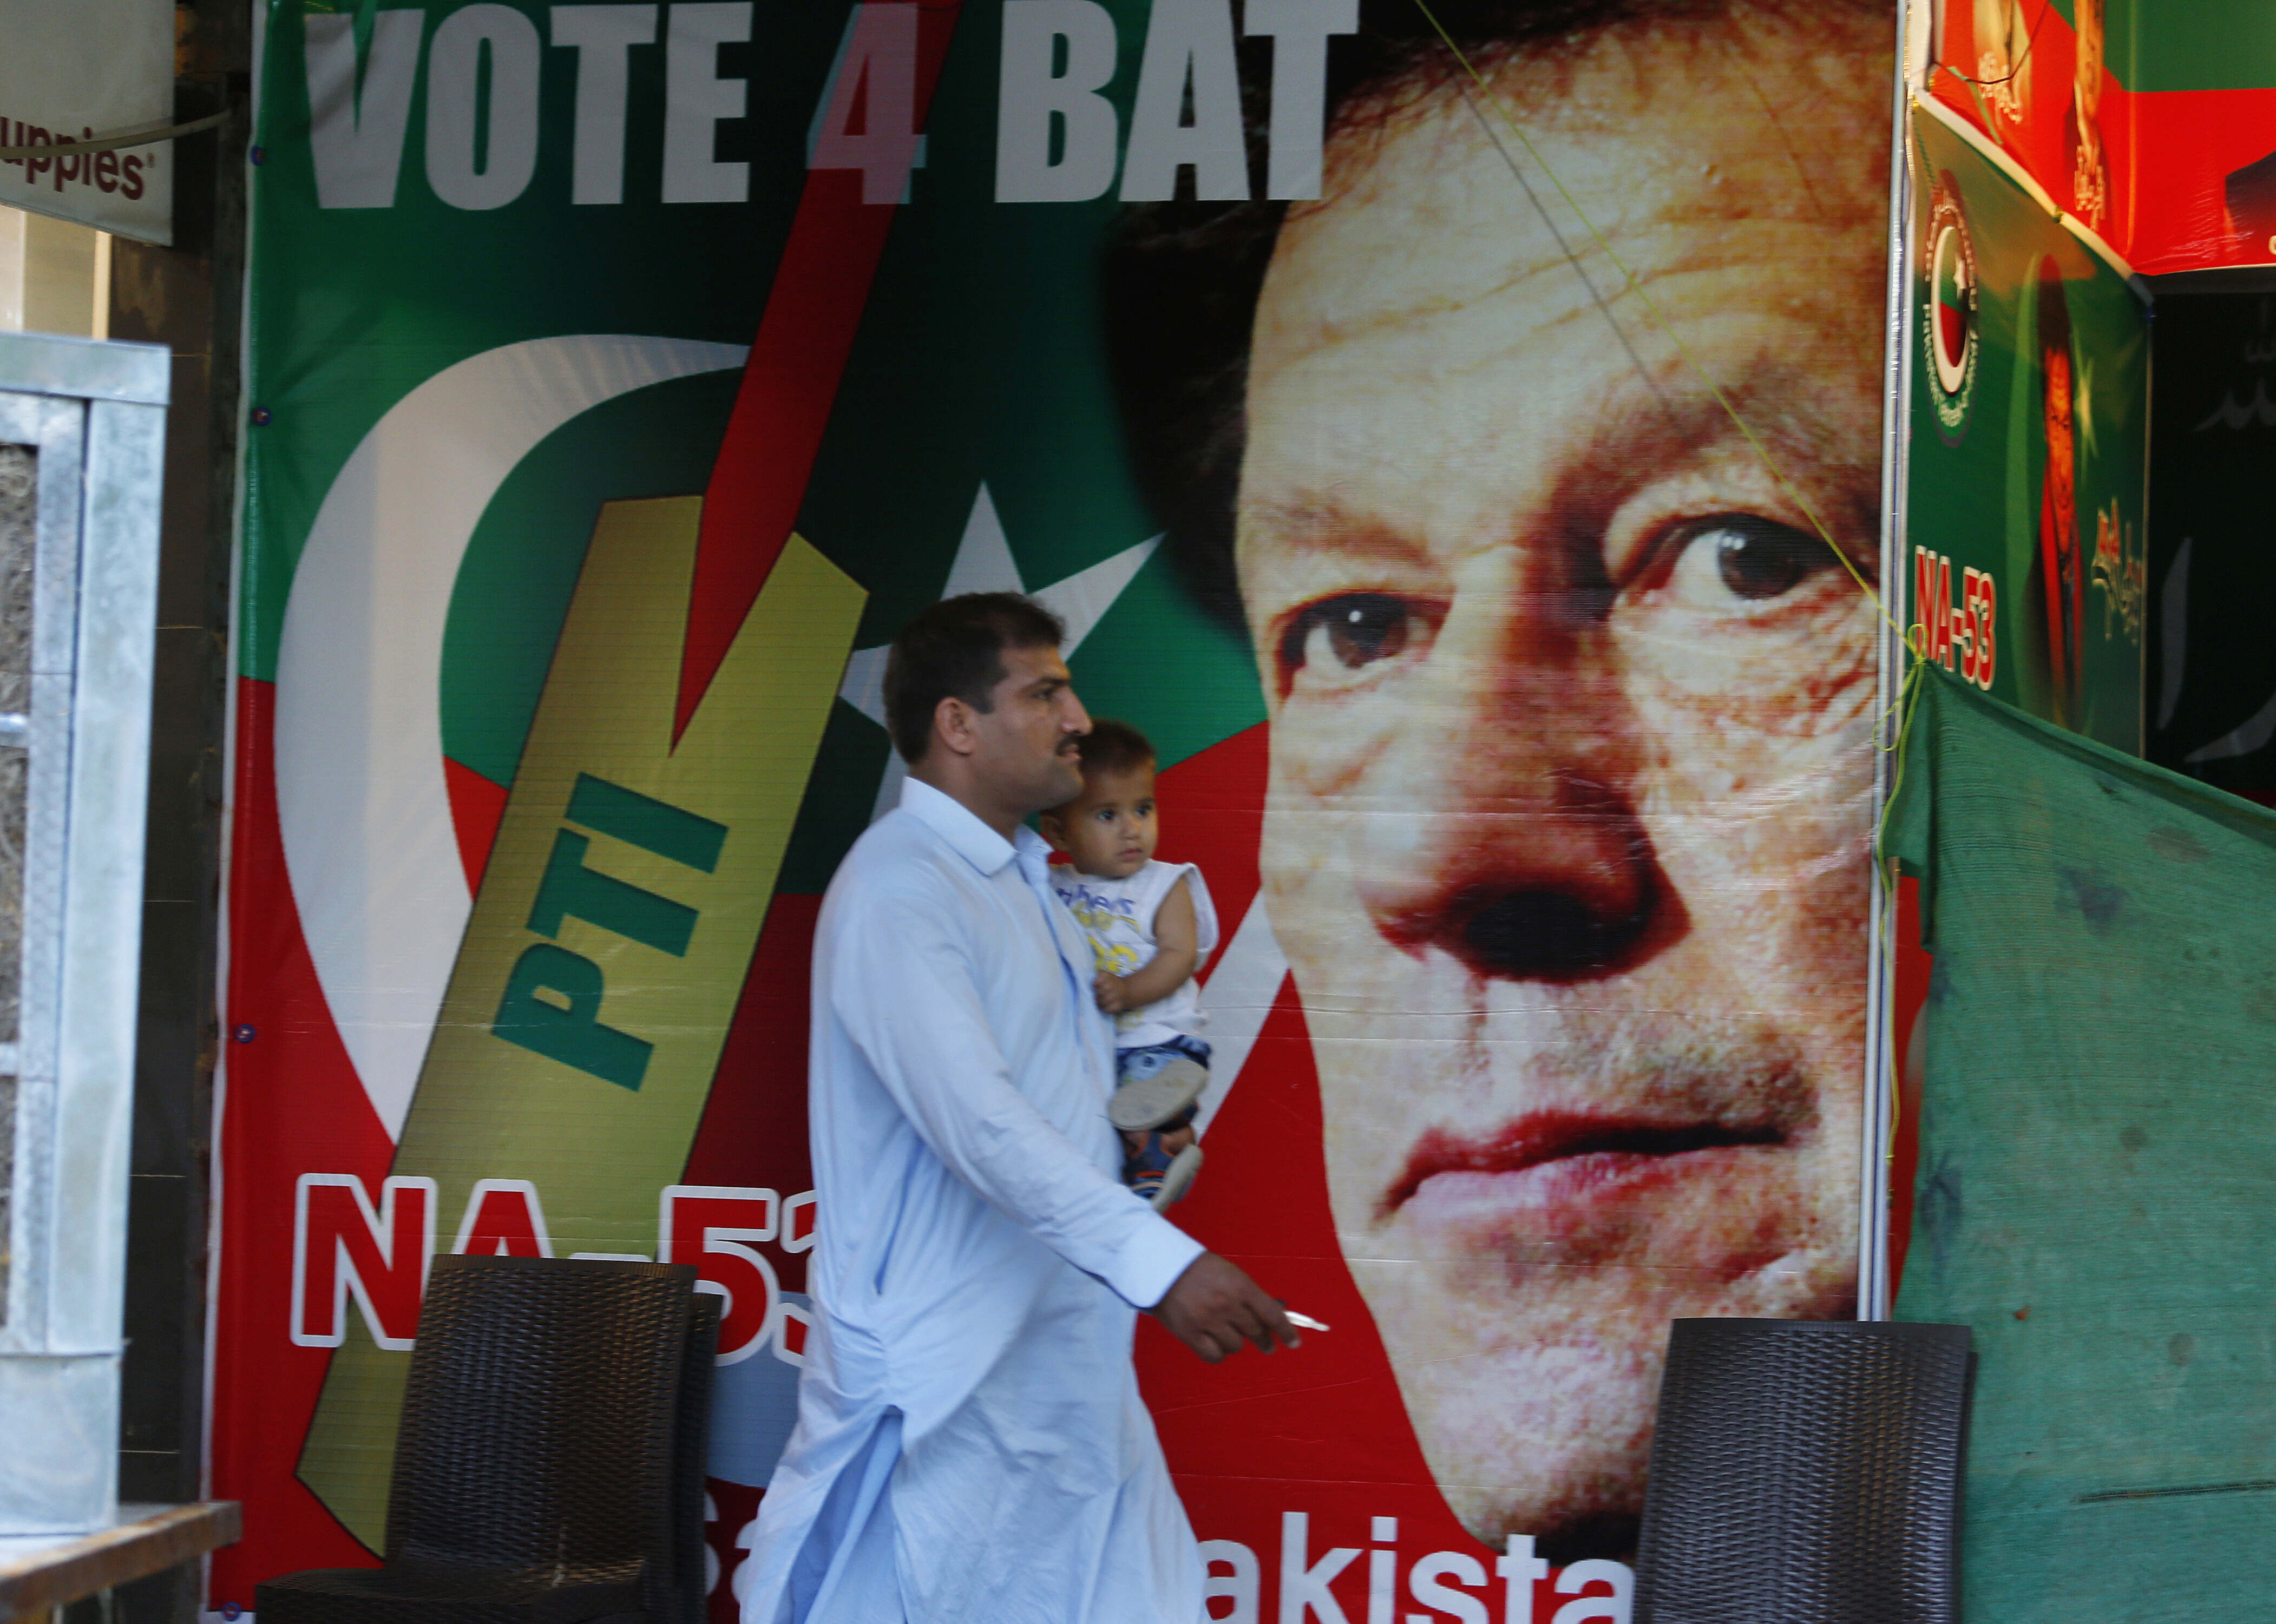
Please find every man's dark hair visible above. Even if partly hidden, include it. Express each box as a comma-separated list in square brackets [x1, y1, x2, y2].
[883, 593, 1066, 765]
[1074, 718, 1157, 779]
[1102, 0, 1871, 630]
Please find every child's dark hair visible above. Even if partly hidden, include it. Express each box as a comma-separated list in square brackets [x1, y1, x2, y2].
[1075, 719, 1156, 778]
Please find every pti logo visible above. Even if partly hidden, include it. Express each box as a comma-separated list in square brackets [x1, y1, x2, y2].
[1925, 176, 1978, 437]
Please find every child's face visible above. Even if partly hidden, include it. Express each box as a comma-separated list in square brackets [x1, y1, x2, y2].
[1045, 762, 1158, 880]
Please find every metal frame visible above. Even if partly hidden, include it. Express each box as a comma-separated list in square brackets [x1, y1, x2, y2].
[0, 330, 166, 1535]
[1858, 0, 1928, 1323]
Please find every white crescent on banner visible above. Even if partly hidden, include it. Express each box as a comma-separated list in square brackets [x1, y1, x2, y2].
[274, 335, 749, 1141]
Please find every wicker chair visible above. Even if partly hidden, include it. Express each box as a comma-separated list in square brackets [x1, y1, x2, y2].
[671, 1292, 723, 1624]
[259, 1255, 700, 1624]
[1633, 1318, 1973, 1624]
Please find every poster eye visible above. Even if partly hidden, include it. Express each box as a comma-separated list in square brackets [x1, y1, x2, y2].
[1280, 593, 1428, 682]
[1667, 516, 1829, 606]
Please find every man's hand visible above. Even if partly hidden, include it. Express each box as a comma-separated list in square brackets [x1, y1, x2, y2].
[1094, 972, 1132, 1014]
[1152, 1252, 1301, 1363]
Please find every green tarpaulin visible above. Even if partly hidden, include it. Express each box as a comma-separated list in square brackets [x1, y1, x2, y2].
[1890, 666, 2276, 1618]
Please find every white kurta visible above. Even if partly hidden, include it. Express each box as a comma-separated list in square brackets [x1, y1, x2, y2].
[738, 778, 1207, 1624]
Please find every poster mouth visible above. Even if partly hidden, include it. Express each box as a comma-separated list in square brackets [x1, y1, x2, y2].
[1383, 1112, 1790, 1229]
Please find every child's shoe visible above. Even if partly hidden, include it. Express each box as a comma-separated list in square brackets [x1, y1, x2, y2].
[1107, 1048, 1208, 1135]
[1125, 1136, 1204, 1211]
[1110, 1041, 1210, 1208]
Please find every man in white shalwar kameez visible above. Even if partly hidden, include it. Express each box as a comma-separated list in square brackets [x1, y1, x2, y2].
[739, 594, 1300, 1624]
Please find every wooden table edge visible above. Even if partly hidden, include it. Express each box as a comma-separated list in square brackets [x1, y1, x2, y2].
[0, 1502, 241, 1620]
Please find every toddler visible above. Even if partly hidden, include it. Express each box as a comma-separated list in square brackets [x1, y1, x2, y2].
[1040, 720, 1218, 1209]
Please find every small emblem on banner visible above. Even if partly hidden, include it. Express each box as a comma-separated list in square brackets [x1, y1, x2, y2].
[1925, 173, 1979, 439]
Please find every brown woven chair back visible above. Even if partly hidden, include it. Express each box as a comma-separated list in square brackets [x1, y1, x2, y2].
[672, 1292, 723, 1624]
[1634, 1318, 1972, 1624]
[386, 1254, 695, 1594]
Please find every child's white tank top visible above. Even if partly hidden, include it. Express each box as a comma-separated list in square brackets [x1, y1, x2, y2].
[1048, 859, 1219, 1049]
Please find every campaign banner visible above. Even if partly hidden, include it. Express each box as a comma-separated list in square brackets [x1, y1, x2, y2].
[1912, 0, 2130, 262]
[1913, 0, 2276, 276]
[1904, 106, 2146, 757]
[1884, 96, 2148, 1308]
[219, 4, 1897, 1619]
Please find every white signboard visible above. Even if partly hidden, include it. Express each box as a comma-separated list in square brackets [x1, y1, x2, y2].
[0, 0, 175, 243]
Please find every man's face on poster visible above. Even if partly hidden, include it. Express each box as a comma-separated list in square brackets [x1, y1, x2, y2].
[2045, 343, 2076, 546]
[1232, 5, 1886, 1556]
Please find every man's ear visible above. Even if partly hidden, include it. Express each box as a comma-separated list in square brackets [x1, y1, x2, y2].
[932, 694, 978, 758]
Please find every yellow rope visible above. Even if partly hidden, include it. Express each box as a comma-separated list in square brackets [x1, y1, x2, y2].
[1875, 654, 1931, 1166]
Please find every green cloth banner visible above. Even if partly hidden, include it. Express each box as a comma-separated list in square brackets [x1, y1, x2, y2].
[1891, 665, 2276, 1616]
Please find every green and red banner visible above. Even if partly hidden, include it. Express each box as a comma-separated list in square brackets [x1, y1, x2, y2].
[1904, 106, 2147, 749]
[1885, 89, 2150, 1317]
[221, 3, 1940, 1619]
[1917, 0, 2276, 275]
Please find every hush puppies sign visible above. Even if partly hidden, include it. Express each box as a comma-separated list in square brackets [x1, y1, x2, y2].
[219, 2, 1893, 1620]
